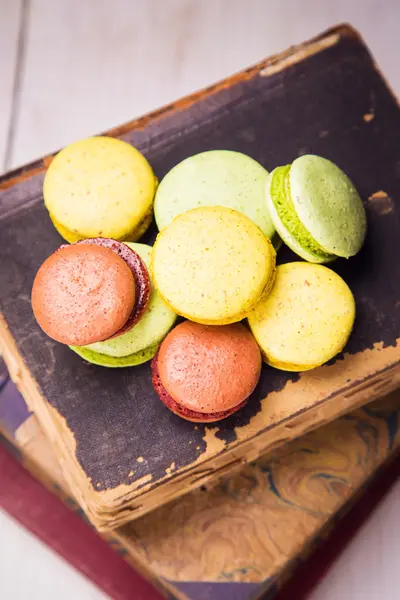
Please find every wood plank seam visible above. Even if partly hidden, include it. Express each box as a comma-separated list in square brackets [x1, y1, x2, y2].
[4, 0, 30, 172]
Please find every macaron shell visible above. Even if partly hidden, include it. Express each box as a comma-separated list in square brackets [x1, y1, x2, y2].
[160, 405, 243, 423]
[50, 215, 87, 244]
[70, 341, 159, 368]
[77, 238, 151, 338]
[127, 209, 155, 241]
[290, 155, 366, 258]
[157, 321, 261, 413]
[151, 206, 276, 325]
[50, 209, 154, 244]
[248, 262, 355, 371]
[44, 136, 157, 241]
[154, 150, 277, 242]
[157, 398, 247, 423]
[85, 243, 177, 358]
[32, 244, 135, 346]
[266, 167, 333, 264]
[152, 353, 248, 422]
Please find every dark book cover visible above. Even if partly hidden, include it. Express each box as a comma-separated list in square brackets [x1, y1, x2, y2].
[1, 25, 400, 530]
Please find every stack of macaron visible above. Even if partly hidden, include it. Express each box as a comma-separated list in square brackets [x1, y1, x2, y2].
[32, 136, 367, 422]
[32, 238, 177, 367]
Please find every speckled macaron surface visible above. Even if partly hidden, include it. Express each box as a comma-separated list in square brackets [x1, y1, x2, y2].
[266, 155, 366, 263]
[32, 244, 135, 346]
[248, 262, 355, 371]
[157, 321, 261, 413]
[154, 150, 277, 242]
[43, 136, 157, 242]
[151, 206, 276, 325]
[76, 242, 177, 361]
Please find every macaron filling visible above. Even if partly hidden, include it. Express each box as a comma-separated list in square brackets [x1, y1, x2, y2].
[76, 238, 151, 338]
[51, 208, 154, 245]
[269, 165, 333, 261]
[151, 352, 247, 422]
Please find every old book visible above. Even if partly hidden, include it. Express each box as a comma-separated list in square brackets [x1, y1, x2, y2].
[1, 358, 400, 600]
[0, 25, 399, 530]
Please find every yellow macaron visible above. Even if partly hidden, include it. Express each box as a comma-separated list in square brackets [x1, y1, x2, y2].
[151, 206, 276, 325]
[43, 136, 157, 242]
[248, 262, 355, 371]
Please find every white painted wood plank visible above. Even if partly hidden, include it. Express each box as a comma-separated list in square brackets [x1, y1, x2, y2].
[12, 0, 399, 170]
[11, 0, 272, 166]
[308, 479, 400, 600]
[0, 510, 107, 599]
[0, 0, 22, 172]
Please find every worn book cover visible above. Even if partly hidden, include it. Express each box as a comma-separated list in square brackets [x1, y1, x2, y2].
[1, 24, 399, 530]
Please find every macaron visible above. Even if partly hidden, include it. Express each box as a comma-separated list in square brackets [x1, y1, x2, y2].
[32, 239, 151, 347]
[154, 150, 279, 246]
[43, 136, 157, 243]
[248, 262, 355, 371]
[266, 155, 367, 263]
[151, 321, 261, 422]
[71, 243, 177, 367]
[151, 206, 276, 325]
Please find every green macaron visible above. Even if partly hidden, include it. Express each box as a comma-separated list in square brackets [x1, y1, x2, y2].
[266, 155, 367, 263]
[70, 342, 160, 368]
[70, 243, 177, 367]
[154, 150, 279, 246]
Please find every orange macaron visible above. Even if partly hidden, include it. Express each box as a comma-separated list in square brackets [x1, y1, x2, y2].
[151, 321, 261, 422]
[32, 239, 150, 346]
